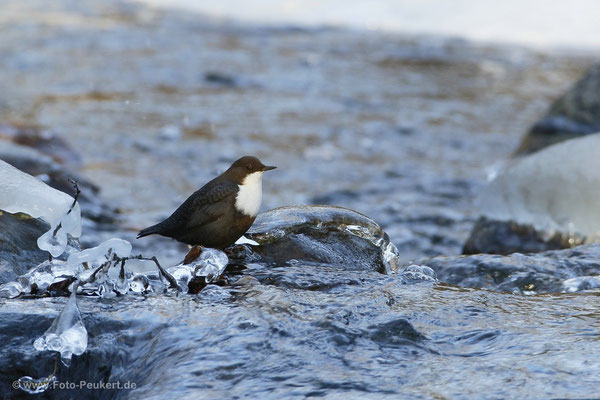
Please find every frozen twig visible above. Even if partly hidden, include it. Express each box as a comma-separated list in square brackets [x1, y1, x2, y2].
[119, 254, 181, 291]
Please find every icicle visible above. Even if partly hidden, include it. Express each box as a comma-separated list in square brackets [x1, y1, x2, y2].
[33, 291, 88, 367]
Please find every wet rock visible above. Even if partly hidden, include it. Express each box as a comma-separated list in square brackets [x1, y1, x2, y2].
[0, 211, 80, 285]
[244, 205, 400, 275]
[245, 262, 374, 291]
[468, 133, 600, 254]
[516, 64, 600, 155]
[368, 318, 427, 347]
[423, 244, 600, 293]
[0, 212, 50, 285]
[463, 216, 584, 255]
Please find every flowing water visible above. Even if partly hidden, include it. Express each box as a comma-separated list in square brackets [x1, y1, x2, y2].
[1, 0, 599, 398]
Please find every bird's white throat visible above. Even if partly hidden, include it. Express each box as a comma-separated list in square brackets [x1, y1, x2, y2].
[235, 171, 263, 217]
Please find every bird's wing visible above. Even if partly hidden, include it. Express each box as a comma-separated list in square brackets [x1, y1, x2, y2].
[138, 180, 239, 238]
[183, 180, 238, 228]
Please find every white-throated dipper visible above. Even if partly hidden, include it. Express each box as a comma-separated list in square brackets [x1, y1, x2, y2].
[137, 156, 276, 249]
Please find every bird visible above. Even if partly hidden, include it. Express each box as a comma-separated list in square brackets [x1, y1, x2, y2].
[137, 156, 276, 249]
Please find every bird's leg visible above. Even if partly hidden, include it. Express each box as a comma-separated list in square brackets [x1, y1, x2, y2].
[183, 245, 204, 265]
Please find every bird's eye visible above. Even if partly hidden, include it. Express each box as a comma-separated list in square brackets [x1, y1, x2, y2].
[246, 165, 253, 171]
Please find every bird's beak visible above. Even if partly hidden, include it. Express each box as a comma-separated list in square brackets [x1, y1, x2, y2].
[262, 165, 277, 171]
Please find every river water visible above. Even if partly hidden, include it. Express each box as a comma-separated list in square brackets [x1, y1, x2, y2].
[1, 0, 599, 398]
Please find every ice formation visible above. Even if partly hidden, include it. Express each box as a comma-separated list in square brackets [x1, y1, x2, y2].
[66, 238, 132, 269]
[400, 264, 438, 283]
[477, 133, 600, 237]
[168, 247, 229, 291]
[68, 238, 133, 297]
[17, 375, 57, 394]
[33, 291, 88, 367]
[37, 208, 81, 257]
[190, 248, 229, 282]
[0, 159, 81, 257]
[18, 259, 76, 294]
[235, 235, 259, 246]
[129, 274, 150, 293]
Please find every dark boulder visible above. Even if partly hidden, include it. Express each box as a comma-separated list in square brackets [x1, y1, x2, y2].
[516, 64, 600, 155]
[463, 216, 584, 255]
[245, 205, 400, 275]
[423, 244, 600, 293]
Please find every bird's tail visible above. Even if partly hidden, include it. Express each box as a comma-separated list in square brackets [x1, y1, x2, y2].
[137, 224, 162, 239]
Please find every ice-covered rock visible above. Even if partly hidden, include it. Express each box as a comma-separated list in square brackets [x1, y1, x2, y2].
[468, 133, 600, 254]
[0, 158, 82, 258]
[245, 205, 400, 274]
[33, 291, 88, 367]
[0, 159, 81, 237]
[0, 212, 52, 285]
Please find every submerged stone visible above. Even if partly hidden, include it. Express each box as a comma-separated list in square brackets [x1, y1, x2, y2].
[245, 205, 400, 275]
[463, 216, 584, 255]
[423, 244, 600, 293]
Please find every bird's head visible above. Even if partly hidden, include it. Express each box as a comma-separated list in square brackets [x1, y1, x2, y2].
[222, 156, 276, 185]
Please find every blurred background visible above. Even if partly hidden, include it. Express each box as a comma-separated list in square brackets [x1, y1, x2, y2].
[139, 0, 600, 50]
